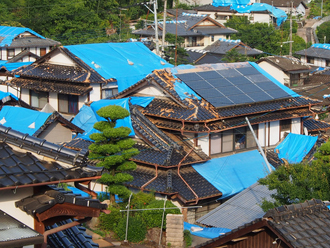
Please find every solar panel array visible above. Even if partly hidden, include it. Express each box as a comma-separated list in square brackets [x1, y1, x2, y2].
[175, 66, 291, 107]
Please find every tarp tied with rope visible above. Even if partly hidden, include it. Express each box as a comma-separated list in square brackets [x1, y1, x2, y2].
[192, 150, 274, 199]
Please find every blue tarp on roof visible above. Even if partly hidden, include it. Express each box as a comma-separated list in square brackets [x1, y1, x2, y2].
[212, 1, 287, 26]
[250, 62, 300, 97]
[0, 106, 51, 135]
[193, 150, 273, 199]
[1, 62, 32, 71]
[184, 222, 231, 239]
[275, 133, 318, 164]
[72, 97, 154, 141]
[0, 26, 45, 47]
[312, 43, 330, 50]
[0, 91, 18, 101]
[65, 42, 172, 92]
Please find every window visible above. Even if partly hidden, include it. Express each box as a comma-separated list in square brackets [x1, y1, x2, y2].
[188, 37, 197, 47]
[7, 49, 14, 60]
[102, 88, 118, 99]
[58, 94, 79, 114]
[280, 119, 291, 132]
[30, 90, 48, 108]
[211, 35, 214, 42]
[307, 56, 314, 64]
[40, 48, 47, 57]
[234, 127, 246, 150]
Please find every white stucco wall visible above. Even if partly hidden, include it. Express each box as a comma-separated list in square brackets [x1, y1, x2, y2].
[79, 94, 88, 111]
[269, 120, 280, 146]
[138, 85, 167, 97]
[21, 88, 30, 103]
[258, 122, 269, 147]
[0, 188, 34, 228]
[90, 83, 101, 102]
[49, 51, 75, 66]
[291, 117, 301, 134]
[49, 92, 58, 111]
[198, 133, 210, 156]
[257, 61, 286, 85]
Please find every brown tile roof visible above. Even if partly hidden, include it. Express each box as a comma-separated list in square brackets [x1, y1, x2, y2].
[257, 55, 312, 72]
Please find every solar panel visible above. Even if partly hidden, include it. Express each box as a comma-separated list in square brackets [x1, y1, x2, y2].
[217, 69, 241, 78]
[175, 64, 292, 108]
[197, 71, 222, 79]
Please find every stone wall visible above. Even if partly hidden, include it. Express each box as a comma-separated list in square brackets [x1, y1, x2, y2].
[166, 214, 184, 248]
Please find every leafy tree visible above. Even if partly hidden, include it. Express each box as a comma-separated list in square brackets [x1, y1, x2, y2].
[222, 49, 248, 63]
[316, 21, 330, 43]
[164, 33, 188, 65]
[259, 141, 330, 211]
[88, 105, 139, 205]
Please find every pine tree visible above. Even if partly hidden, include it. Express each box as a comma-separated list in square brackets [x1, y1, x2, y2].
[88, 105, 139, 205]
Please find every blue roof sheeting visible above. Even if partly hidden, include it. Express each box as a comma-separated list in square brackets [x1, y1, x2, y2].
[1, 62, 32, 71]
[65, 42, 172, 92]
[184, 222, 231, 239]
[0, 26, 45, 47]
[0, 91, 18, 101]
[275, 133, 318, 164]
[193, 150, 273, 199]
[312, 43, 330, 50]
[0, 106, 51, 135]
[72, 97, 154, 141]
[212, 1, 287, 26]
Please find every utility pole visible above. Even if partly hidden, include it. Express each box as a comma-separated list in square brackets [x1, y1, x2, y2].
[289, 1, 293, 56]
[162, 0, 167, 53]
[153, 0, 160, 55]
[321, 0, 324, 18]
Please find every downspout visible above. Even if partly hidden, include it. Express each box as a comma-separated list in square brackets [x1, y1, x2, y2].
[177, 148, 200, 204]
[41, 217, 92, 248]
[74, 181, 97, 199]
[141, 165, 158, 191]
[181, 120, 185, 135]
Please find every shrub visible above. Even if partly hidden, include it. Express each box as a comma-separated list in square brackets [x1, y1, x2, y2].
[184, 230, 192, 247]
[98, 205, 123, 231]
[130, 191, 155, 210]
[141, 199, 181, 229]
[114, 216, 147, 242]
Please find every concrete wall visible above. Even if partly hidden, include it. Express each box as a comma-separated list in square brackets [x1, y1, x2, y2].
[166, 214, 184, 248]
[38, 122, 73, 143]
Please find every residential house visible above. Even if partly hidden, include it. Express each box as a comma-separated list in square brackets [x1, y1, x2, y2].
[133, 12, 238, 50]
[0, 26, 60, 61]
[194, 2, 287, 26]
[0, 125, 107, 247]
[256, 55, 313, 87]
[3, 42, 171, 116]
[195, 199, 330, 248]
[61, 61, 330, 221]
[259, 0, 308, 17]
[184, 38, 263, 65]
[295, 43, 330, 67]
[0, 106, 84, 143]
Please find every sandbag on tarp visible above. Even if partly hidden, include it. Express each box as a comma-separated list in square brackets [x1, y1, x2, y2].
[65, 42, 172, 92]
[184, 222, 231, 239]
[275, 133, 318, 164]
[193, 150, 273, 199]
[72, 97, 154, 141]
[0, 106, 51, 135]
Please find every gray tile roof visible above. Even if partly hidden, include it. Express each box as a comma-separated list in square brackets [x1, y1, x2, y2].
[197, 182, 276, 230]
[295, 46, 330, 59]
[257, 55, 312, 72]
[194, 4, 234, 12]
[8, 37, 60, 48]
[205, 39, 262, 56]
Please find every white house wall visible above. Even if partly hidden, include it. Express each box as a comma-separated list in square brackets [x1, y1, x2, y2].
[257, 61, 286, 84]
[38, 122, 73, 143]
[138, 85, 167, 97]
[291, 117, 301, 134]
[269, 120, 280, 146]
[49, 50, 76, 66]
[258, 122, 269, 147]
[48, 92, 58, 111]
[21, 88, 30, 103]
[79, 94, 88, 111]
[0, 188, 34, 229]
[90, 83, 101, 102]
[198, 132, 210, 155]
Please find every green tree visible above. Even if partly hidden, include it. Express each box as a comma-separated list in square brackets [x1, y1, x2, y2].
[316, 21, 330, 43]
[259, 141, 330, 211]
[88, 105, 139, 205]
[164, 33, 188, 65]
[222, 49, 248, 62]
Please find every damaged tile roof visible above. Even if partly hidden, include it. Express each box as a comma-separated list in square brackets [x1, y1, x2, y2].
[0, 125, 103, 189]
[205, 39, 263, 56]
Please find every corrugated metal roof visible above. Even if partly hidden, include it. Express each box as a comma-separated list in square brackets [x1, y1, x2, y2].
[197, 182, 276, 230]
